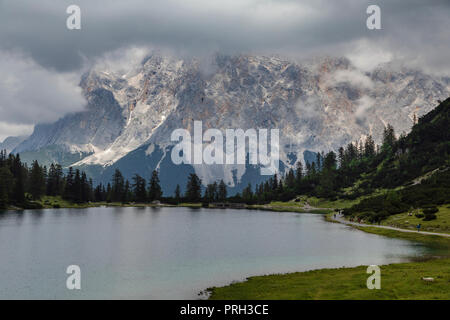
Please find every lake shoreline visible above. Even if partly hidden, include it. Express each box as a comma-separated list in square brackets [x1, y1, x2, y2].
[4, 206, 425, 299]
[4, 198, 449, 300]
[5, 199, 332, 214]
[206, 208, 450, 300]
[207, 256, 450, 300]
[6, 198, 448, 241]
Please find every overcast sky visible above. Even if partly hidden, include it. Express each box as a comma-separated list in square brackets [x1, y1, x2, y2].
[0, 0, 449, 140]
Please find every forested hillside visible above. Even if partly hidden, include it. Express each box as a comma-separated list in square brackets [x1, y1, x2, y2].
[235, 97, 450, 223]
[1, 98, 449, 220]
[342, 97, 450, 222]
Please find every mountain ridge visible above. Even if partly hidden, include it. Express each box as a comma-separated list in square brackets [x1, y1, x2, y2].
[12, 53, 450, 194]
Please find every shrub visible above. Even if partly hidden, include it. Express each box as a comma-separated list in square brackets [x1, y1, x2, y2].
[423, 213, 437, 221]
[342, 209, 351, 216]
[376, 210, 390, 221]
[359, 211, 375, 220]
[423, 207, 438, 215]
[23, 201, 44, 209]
[415, 213, 424, 218]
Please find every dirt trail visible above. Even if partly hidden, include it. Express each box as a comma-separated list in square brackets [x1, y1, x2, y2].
[331, 214, 450, 238]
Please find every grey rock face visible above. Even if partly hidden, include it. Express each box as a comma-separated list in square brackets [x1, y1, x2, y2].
[13, 53, 450, 189]
[14, 88, 125, 154]
[0, 136, 27, 154]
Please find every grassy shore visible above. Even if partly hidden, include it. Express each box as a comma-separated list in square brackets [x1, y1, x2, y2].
[327, 206, 450, 235]
[208, 206, 450, 300]
[380, 205, 450, 234]
[14, 196, 331, 213]
[3, 195, 180, 211]
[355, 226, 450, 248]
[248, 202, 332, 214]
[209, 257, 450, 300]
[207, 213, 450, 300]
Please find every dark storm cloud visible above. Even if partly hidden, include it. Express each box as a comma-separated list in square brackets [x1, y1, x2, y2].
[0, 50, 86, 140]
[0, 0, 448, 72]
[0, 0, 449, 138]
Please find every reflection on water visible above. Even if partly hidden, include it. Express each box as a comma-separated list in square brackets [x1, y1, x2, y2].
[0, 207, 438, 299]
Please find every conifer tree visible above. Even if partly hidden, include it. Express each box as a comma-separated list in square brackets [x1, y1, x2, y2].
[364, 135, 376, 158]
[242, 183, 253, 203]
[148, 170, 162, 201]
[111, 169, 125, 202]
[29, 160, 45, 200]
[0, 167, 13, 208]
[174, 184, 181, 204]
[64, 167, 75, 201]
[123, 180, 131, 203]
[132, 174, 147, 202]
[285, 168, 295, 189]
[185, 173, 202, 202]
[218, 179, 227, 201]
[11, 154, 25, 204]
[73, 169, 82, 203]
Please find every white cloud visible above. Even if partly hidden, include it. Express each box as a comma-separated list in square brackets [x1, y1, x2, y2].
[346, 39, 394, 72]
[355, 95, 375, 125]
[0, 122, 33, 141]
[0, 50, 86, 128]
[295, 95, 322, 120]
[1, 0, 449, 75]
[329, 69, 375, 90]
[91, 46, 151, 76]
[0, 0, 448, 140]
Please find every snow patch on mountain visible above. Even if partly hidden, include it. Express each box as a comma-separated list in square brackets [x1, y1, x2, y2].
[14, 53, 450, 189]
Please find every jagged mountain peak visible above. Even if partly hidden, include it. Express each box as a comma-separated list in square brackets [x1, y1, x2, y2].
[13, 53, 450, 193]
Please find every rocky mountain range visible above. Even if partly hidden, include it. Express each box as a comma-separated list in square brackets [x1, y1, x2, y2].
[0, 136, 27, 154]
[10, 53, 450, 195]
